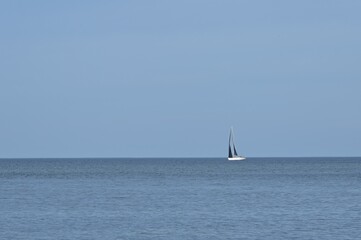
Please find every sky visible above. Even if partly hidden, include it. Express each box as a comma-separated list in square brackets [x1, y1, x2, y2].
[1, 0, 361, 158]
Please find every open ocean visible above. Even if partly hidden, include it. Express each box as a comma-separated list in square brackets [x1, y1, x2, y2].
[1, 157, 361, 240]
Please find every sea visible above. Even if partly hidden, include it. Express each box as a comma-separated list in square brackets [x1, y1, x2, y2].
[1, 157, 360, 240]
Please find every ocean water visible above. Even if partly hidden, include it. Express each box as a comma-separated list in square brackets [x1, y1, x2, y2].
[0, 157, 361, 240]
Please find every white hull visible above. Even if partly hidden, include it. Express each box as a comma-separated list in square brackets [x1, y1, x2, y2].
[228, 156, 246, 161]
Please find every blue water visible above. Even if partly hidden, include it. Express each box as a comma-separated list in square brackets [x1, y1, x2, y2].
[1, 157, 361, 239]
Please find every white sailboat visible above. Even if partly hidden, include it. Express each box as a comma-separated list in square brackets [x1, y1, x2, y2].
[228, 128, 246, 161]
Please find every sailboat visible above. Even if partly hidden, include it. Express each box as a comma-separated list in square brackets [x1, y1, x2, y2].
[228, 128, 246, 161]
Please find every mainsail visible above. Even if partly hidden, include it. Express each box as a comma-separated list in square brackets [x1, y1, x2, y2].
[228, 133, 233, 158]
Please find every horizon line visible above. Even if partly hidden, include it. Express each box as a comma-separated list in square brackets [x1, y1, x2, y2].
[1, 156, 360, 159]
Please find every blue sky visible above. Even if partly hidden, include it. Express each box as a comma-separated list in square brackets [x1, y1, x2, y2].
[1, 1, 360, 157]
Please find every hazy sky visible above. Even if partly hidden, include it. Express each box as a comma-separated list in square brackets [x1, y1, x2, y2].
[1, 1, 360, 158]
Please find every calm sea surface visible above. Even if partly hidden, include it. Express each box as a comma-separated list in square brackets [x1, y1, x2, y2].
[1, 157, 361, 240]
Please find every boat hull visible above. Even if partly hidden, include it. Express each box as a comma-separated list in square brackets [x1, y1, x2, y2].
[228, 156, 246, 161]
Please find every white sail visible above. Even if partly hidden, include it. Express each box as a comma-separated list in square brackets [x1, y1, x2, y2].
[228, 128, 246, 161]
